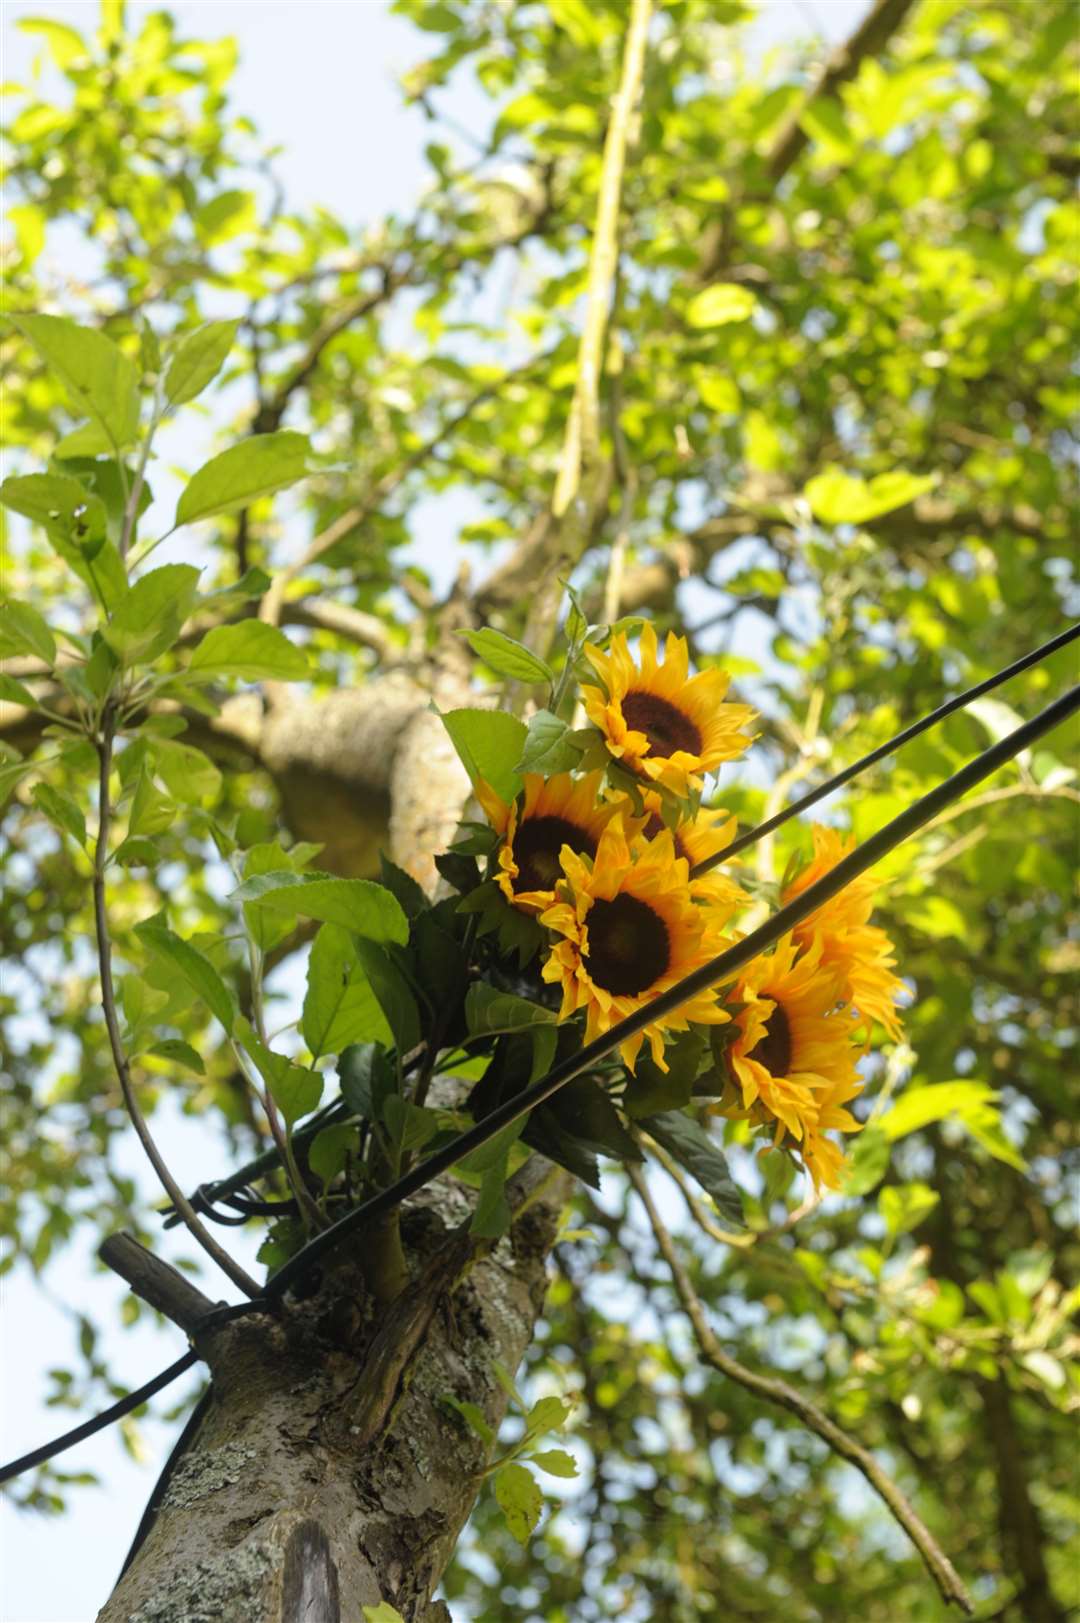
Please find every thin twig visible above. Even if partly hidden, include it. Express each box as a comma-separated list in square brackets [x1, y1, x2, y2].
[627, 1162, 974, 1615]
[240, 935, 325, 1234]
[118, 389, 161, 563]
[917, 781, 1080, 838]
[642, 1135, 753, 1249]
[93, 711, 261, 1299]
[259, 369, 521, 633]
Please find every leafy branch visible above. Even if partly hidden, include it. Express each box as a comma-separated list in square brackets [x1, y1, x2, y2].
[626, 1160, 974, 1615]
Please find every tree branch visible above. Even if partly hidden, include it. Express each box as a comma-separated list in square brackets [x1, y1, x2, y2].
[98, 1232, 220, 1336]
[93, 710, 261, 1300]
[627, 1161, 974, 1615]
[260, 365, 533, 632]
[764, 0, 920, 186]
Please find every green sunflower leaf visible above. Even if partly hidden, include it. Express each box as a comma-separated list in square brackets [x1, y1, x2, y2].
[438, 707, 527, 803]
[516, 709, 584, 776]
[303, 923, 393, 1060]
[232, 872, 408, 943]
[465, 983, 558, 1038]
[640, 1110, 744, 1228]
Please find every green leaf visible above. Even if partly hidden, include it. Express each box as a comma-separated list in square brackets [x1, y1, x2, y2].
[545, 1078, 641, 1164]
[303, 923, 393, 1059]
[805, 467, 937, 526]
[525, 1395, 570, 1434]
[352, 939, 420, 1054]
[32, 782, 86, 845]
[685, 283, 757, 328]
[362, 1605, 406, 1623]
[186, 620, 310, 683]
[145, 1039, 205, 1075]
[439, 707, 528, 803]
[17, 17, 88, 67]
[175, 431, 312, 527]
[799, 96, 855, 161]
[0, 473, 108, 550]
[134, 921, 236, 1035]
[464, 983, 557, 1038]
[463, 628, 554, 687]
[8, 314, 140, 452]
[456, 1116, 526, 1178]
[195, 567, 273, 616]
[494, 1461, 543, 1545]
[442, 1396, 495, 1445]
[113, 836, 163, 868]
[0, 599, 56, 665]
[237, 1020, 323, 1126]
[0, 673, 37, 707]
[128, 766, 175, 837]
[530, 1449, 578, 1478]
[0, 760, 34, 805]
[879, 1182, 939, 1237]
[104, 565, 201, 665]
[308, 1123, 355, 1185]
[383, 1095, 439, 1153]
[457, 881, 545, 968]
[194, 188, 256, 246]
[839, 1126, 891, 1196]
[640, 1111, 744, 1228]
[623, 1030, 706, 1119]
[516, 709, 585, 777]
[233, 873, 408, 943]
[471, 1158, 515, 1238]
[337, 1042, 395, 1122]
[878, 1080, 1027, 1172]
[163, 320, 240, 407]
[153, 741, 222, 805]
[378, 854, 428, 922]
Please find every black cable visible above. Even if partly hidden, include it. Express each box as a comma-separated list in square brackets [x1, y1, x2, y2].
[0, 1351, 199, 1487]
[263, 681, 1080, 1303]
[0, 1302, 261, 1486]
[8, 674, 1075, 1485]
[691, 620, 1080, 875]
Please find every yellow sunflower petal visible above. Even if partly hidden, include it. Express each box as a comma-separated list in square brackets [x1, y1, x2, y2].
[539, 816, 731, 1073]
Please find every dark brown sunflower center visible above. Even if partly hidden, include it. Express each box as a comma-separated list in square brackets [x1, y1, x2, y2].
[622, 691, 702, 759]
[586, 893, 670, 996]
[514, 816, 596, 893]
[642, 812, 688, 862]
[750, 1002, 792, 1078]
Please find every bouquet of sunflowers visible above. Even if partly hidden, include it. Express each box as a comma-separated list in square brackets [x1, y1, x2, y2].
[445, 618, 905, 1195]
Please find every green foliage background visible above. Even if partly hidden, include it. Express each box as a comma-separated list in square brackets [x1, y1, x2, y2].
[1, 1, 1077, 1619]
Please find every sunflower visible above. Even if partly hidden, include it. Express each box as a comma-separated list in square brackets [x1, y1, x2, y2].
[582, 622, 756, 796]
[722, 935, 864, 1186]
[540, 817, 732, 1072]
[475, 771, 624, 914]
[627, 789, 747, 917]
[781, 825, 905, 1041]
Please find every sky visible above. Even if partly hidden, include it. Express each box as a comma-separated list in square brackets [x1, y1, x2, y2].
[1, 2, 871, 1619]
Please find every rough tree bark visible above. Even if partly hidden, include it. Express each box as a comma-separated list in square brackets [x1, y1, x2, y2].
[97, 1160, 569, 1623]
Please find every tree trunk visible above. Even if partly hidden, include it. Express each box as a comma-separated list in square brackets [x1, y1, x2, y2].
[98, 1162, 567, 1623]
